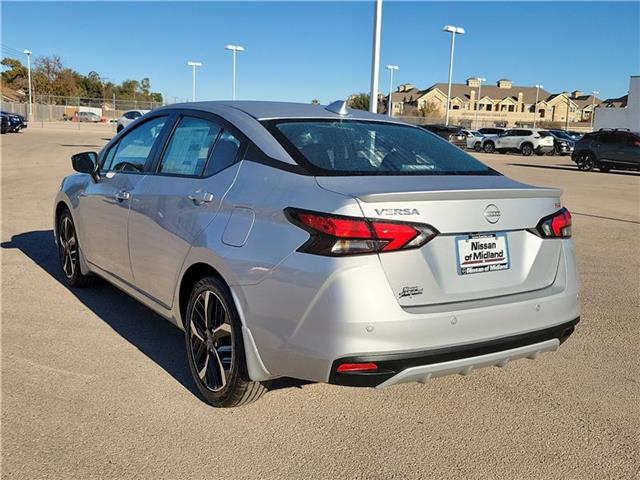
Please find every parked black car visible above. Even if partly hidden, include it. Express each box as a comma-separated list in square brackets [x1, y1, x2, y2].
[571, 129, 640, 172]
[0, 111, 27, 132]
[419, 124, 467, 147]
[548, 129, 575, 156]
[1, 114, 9, 134]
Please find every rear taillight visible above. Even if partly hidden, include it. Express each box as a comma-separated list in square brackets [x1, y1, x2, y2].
[535, 207, 572, 238]
[285, 208, 438, 256]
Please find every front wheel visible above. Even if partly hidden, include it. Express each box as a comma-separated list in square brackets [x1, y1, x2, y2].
[57, 209, 94, 287]
[576, 152, 595, 171]
[473, 142, 482, 152]
[483, 142, 495, 153]
[185, 277, 266, 408]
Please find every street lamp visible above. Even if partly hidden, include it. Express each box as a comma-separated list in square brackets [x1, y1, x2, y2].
[386, 64, 399, 117]
[369, 0, 383, 113]
[532, 84, 543, 128]
[186, 61, 202, 102]
[442, 25, 465, 126]
[590, 90, 599, 131]
[224, 44, 244, 100]
[474, 77, 486, 128]
[23, 50, 32, 119]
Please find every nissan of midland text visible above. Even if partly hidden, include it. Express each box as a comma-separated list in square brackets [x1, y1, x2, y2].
[54, 101, 580, 407]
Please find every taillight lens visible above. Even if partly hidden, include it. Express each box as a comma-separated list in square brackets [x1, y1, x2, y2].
[536, 207, 572, 238]
[285, 208, 438, 256]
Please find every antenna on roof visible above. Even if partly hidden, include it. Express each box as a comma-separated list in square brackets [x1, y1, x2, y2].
[325, 100, 349, 116]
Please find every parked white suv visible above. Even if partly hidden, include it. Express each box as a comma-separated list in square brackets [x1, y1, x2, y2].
[116, 109, 149, 133]
[482, 129, 555, 156]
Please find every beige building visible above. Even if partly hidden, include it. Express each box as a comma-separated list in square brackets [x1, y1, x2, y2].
[387, 79, 603, 128]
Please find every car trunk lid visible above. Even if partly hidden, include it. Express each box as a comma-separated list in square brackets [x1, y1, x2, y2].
[316, 175, 564, 306]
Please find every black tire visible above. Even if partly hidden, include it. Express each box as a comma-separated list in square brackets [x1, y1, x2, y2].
[185, 276, 266, 408]
[547, 148, 556, 157]
[57, 209, 95, 287]
[521, 143, 533, 156]
[576, 151, 595, 171]
[116, 125, 124, 133]
[473, 142, 482, 152]
[483, 141, 495, 153]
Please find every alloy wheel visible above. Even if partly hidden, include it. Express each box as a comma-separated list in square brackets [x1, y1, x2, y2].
[59, 216, 78, 279]
[577, 153, 595, 171]
[188, 290, 233, 392]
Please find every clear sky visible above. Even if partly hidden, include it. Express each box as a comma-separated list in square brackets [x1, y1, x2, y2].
[2, 1, 639, 103]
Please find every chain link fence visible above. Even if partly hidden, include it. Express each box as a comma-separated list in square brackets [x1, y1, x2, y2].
[1, 95, 164, 123]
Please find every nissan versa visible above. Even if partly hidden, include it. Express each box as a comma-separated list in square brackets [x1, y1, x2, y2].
[54, 101, 580, 407]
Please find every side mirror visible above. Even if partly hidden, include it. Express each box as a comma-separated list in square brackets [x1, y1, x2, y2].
[71, 151, 100, 182]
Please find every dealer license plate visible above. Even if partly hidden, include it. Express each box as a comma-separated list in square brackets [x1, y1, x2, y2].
[455, 233, 510, 275]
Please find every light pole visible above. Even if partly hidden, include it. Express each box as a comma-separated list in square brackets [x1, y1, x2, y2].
[590, 90, 599, 131]
[442, 25, 464, 126]
[186, 61, 202, 102]
[369, 0, 383, 113]
[474, 77, 486, 128]
[224, 44, 244, 100]
[386, 64, 399, 117]
[532, 84, 543, 128]
[24, 50, 33, 119]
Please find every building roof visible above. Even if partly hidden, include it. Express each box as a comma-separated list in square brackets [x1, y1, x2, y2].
[603, 95, 628, 108]
[390, 87, 427, 104]
[427, 83, 553, 104]
[571, 94, 603, 108]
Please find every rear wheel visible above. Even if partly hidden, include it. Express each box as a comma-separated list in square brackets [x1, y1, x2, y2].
[57, 209, 94, 287]
[185, 276, 266, 408]
[521, 143, 534, 156]
[576, 152, 595, 171]
[116, 125, 123, 133]
[483, 141, 495, 153]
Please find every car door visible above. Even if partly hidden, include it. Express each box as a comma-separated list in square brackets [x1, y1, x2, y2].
[128, 112, 245, 307]
[496, 130, 514, 148]
[77, 115, 169, 283]
[596, 132, 623, 162]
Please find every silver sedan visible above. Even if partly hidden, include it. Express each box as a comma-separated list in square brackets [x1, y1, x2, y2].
[54, 101, 580, 407]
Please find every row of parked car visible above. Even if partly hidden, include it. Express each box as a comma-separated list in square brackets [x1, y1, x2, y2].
[421, 124, 639, 172]
[421, 124, 580, 157]
[0, 111, 28, 134]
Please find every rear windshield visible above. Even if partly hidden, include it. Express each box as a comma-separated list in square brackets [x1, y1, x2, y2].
[263, 119, 496, 176]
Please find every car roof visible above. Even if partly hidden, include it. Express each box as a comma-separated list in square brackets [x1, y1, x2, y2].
[157, 100, 407, 123]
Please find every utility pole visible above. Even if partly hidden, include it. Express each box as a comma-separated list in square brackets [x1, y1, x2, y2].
[369, 0, 382, 113]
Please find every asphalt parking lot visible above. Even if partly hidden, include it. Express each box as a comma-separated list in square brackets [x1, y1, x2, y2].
[2, 126, 639, 479]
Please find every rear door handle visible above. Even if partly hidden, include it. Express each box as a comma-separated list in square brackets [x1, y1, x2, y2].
[115, 190, 131, 201]
[187, 190, 214, 205]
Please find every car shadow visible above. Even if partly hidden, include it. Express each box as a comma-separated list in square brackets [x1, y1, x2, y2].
[508, 163, 639, 176]
[1, 230, 312, 401]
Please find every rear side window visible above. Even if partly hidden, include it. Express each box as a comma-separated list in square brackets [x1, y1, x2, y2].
[158, 116, 221, 176]
[537, 131, 550, 137]
[204, 130, 242, 176]
[103, 116, 167, 172]
[264, 119, 496, 176]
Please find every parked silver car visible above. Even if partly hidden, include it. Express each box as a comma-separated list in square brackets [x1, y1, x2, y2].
[54, 101, 580, 407]
[116, 109, 150, 132]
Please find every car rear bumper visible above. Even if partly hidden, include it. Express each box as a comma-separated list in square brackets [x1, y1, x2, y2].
[240, 240, 581, 385]
[329, 317, 578, 387]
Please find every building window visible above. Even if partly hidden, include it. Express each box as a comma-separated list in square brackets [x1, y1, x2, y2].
[508, 105, 515, 112]
[539, 109, 545, 118]
[486, 104, 492, 112]
[452, 105, 460, 110]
